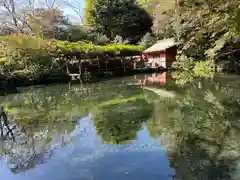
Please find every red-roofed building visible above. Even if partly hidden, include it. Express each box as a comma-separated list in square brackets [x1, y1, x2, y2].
[142, 38, 179, 69]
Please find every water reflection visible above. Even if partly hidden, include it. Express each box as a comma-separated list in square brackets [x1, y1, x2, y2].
[0, 72, 240, 180]
[146, 72, 240, 180]
[91, 93, 153, 144]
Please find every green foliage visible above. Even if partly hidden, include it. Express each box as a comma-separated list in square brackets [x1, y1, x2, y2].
[1, 35, 143, 57]
[0, 35, 143, 79]
[93, 33, 110, 45]
[150, 0, 176, 39]
[28, 8, 70, 39]
[91, 0, 153, 43]
[140, 32, 157, 48]
[27, 8, 100, 42]
[172, 55, 195, 71]
[56, 40, 143, 54]
[193, 60, 215, 78]
[149, 0, 240, 70]
[83, 0, 95, 25]
[0, 57, 7, 63]
[147, 75, 240, 178]
[92, 94, 153, 144]
[171, 71, 195, 86]
[0, 35, 58, 79]
[171, 55, 215, 85]
[154, 22, 176, 40]
[138, 0, 156, 14]
[177, 0, 240, 59]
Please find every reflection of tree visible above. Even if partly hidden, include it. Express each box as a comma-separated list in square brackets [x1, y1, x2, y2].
[91, 94, 153, 144]
[0, 121, 76, 173]
[167, 144, 233, 180]
[0, 78, 147, 173]
[171, 70, 214, 86]
[146, 76, 240, 180]
[0, 79, 145, 124]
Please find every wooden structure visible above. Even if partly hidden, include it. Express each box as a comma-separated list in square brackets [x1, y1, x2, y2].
[142, 38, 178, 69]
[64, 50, 146, 81]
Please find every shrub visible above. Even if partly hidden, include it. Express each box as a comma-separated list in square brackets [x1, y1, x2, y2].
[140, 32, 157, 48]
[194, 60, 215, 78]
[172, 55, 195, 71]
[0, 35, 143, 80]
[171, 55, 215, 85]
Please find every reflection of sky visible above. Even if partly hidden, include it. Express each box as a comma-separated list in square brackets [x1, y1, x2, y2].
[0, 116, 174, 180]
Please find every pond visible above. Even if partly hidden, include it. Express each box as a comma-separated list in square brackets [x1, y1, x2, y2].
[0, 72, 240, 180]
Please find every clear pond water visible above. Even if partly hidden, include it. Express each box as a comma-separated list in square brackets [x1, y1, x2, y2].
[0, 72, 240, 180]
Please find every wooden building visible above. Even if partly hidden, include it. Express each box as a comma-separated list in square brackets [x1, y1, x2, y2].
[142, 38, 178, 69]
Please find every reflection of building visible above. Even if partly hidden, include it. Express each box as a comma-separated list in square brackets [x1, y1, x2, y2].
[142, 38, 178, 69]
[129, 73, 167, 86]
[144, 73, 167, 86]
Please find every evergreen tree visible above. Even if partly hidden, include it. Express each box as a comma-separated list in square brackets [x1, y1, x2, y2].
[91, 0, 153, 44]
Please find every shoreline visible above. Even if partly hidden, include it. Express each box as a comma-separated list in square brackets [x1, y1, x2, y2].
[0, 68, 166, 96]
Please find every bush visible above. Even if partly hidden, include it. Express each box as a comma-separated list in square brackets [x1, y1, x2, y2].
[140, 32, 157, 48]
[93, 34, 110, 45]
[171, 55, 215, 85]
[56, 40, 143, 55]
[172, 55, 195, 71]
[194, 60, 215, 78]
[0, 35, 143, 80]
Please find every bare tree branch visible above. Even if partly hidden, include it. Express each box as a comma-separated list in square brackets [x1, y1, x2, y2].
[64, 0, 83, 24]
[0, 0, 36, 34]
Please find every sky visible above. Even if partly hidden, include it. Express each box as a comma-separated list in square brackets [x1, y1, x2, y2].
[35, 0, 85, 23]
[62, 0, 85, 23]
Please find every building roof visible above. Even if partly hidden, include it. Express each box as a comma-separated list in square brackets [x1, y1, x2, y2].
[143, 38, 178, 53]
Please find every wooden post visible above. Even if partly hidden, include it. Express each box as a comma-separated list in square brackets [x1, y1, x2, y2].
[66, 60, 70, 75]
[97, 56, 100, 72]
[198, 81, 202, 89]
[105, 59, 108, 74]
[78, 59, 82, 80]
[133, 61, 136, 70]
[115, 55, 118, 72]
[120, 56, 126, 73]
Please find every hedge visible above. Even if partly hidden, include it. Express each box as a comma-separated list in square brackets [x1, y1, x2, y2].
[0, 35, 143, 81]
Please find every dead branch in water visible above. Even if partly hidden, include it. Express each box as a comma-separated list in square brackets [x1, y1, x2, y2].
[0, 105, 15, 141]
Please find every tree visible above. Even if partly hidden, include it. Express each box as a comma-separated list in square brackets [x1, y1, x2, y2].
[140, 32, 157, 48]
[28, 8, 70, 38]
[0, 0, 32, 34]
[138, 0, 156, 14]
[146, 0, 176, 40]
[91, 0, 153, 43]
[173, 0, 240, 59]
[83, 0, 94, 25]
[0, 0, 73, 37]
